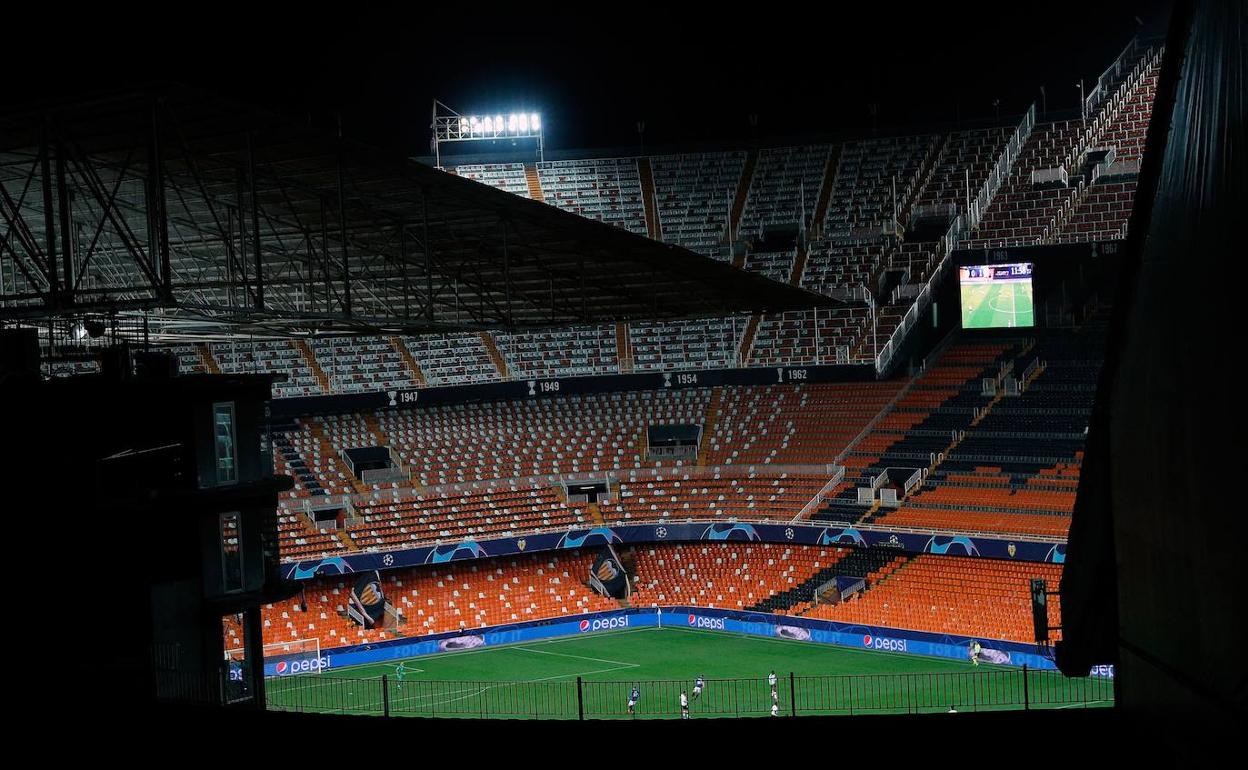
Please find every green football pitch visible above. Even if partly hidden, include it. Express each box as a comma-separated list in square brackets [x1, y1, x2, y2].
[264, 627, 1112, 719]
[961, 280, 1035, 328]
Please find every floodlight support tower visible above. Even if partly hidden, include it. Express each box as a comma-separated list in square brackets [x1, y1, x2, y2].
[431, 100, 545, 169]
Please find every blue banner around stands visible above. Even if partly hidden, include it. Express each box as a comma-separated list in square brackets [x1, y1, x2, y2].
[262, 605, 1106, 677]
[281, 521, 1065, 580]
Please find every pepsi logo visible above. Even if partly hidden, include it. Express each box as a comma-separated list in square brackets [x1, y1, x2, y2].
[863, 635, 872, 646]
[579, 620, 590, 632]
[688, 614, 696, 625]
[276, 661, 288, 674]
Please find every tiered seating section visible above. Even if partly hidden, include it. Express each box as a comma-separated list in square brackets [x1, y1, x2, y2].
[628, 542, 830, 610]
[537, 158, 647, 234]
[651, 151, 745, 256]
[211, 340, 322, 397]
[258, 543, 1063, 653]
[801, 554, 1064, 643]
[56, 45, 1156, 395]
[911, 128, 1011, 214]
[629, 318, 741, 372]
[372, 388, 712, 486]
[874, 327, 1105, 538]
[259, 550, 619, 647]
[310, 337, 416, 393]
[823, 135, 937, 236]
[274, 380, 903, 559]
[493, 326, 617, 380]
[738, 145, 830, 239]
[749, 307, 872, 366]
[450, 163, 531, 198]
[404, 333, 497, 386]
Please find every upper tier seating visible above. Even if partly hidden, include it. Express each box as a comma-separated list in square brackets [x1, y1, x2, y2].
[403, 333, 498, 386]
[310, 337, 417, 393]
[738, 145, 830, 238]
[910, 128, 1011, 213]
[537, 158, 647, 235]
[742, 250, 796, 283]
[823, 135, 937, 236]
[211, 340, 322, 398]
[629, 318, 742, 371]
[494, 326, 618, 380]
[651, 151, 746, 256]
[451, 163, 531, 197]
[749, 307, 872, 366]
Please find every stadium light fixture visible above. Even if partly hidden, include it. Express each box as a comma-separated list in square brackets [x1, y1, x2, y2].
[431, 100, 545, 166]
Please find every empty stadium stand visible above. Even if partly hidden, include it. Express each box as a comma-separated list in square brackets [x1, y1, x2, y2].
[537, 157, 648, 234]
[651, 151, 745, 256]
[258, 543, 1065, 653]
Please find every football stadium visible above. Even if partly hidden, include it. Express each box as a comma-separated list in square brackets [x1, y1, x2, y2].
[1, 0, 1239, 752]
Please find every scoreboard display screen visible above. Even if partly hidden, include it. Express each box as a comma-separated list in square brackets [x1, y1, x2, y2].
[959, 262, 1035, 328]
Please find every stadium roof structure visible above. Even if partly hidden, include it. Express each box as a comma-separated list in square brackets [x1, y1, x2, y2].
[0, 87, 836, 343]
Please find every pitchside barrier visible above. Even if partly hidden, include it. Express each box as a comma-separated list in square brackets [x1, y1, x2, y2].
[262, 606, 1114, 679]
[266, 666, 1114, 719]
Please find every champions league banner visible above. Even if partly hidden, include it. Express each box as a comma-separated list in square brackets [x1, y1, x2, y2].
[282, 520, 1066, 581]
[347, 570, 387, 629]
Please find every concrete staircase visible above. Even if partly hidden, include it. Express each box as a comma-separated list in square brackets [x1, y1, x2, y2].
[388, 335, 427, 386]
[586, 501, 606, 527]
[697, 387, 723, 465]
[809, 143, 843, 238]
[310, 421, 367, 494]
[615, 323, 634, 374]
[479, 332, 510, 379]
[728, 149, 758, 243]
[334, 529, 360, 552]
[363, 413, 389, 447]
[789, 244, 809, 286]
[637, 157, 662, 240]
[524, 164, 545, 202]
[295, 340, 332, 393]
[738, 315, 762, 367]
[196, 343, 221, 374]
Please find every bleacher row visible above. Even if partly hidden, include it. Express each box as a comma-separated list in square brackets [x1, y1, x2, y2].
[47, 47, 1157, 390]
[248, 543, 1062, 653]
[268, 322, 1102, 562]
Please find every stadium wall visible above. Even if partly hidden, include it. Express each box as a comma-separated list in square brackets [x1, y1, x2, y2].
[264, 605, 1100, 677]
[270, 361, 874, 418]
[281, 522, 1067, 580]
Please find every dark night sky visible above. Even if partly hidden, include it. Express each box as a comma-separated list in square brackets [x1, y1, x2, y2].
[13, 1, 1171, 154]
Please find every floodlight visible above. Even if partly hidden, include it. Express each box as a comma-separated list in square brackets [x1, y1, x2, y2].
[431, 101, 546, 165]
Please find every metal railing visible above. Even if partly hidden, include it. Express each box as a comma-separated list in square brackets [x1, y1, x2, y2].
[264, 667, 1113, 719]
[965, 102, 1037, 235]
